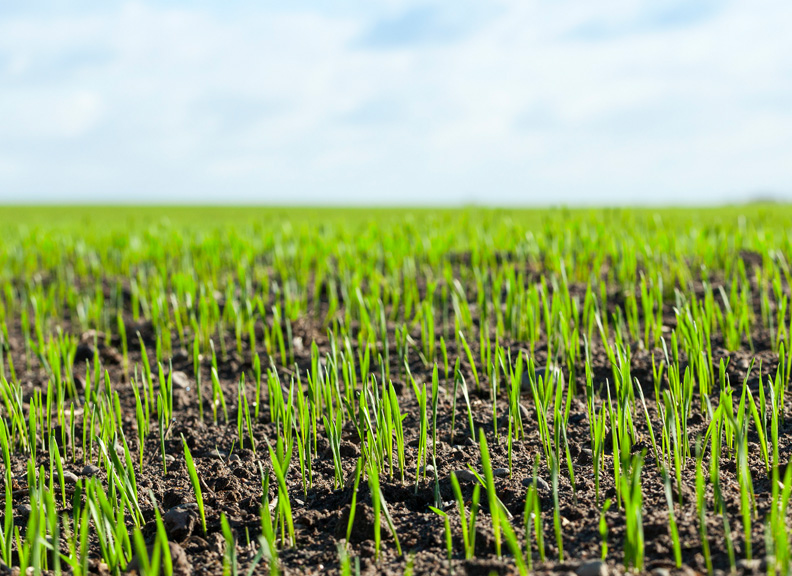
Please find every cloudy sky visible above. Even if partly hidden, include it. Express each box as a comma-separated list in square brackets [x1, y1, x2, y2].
[1, 0, 791, 205]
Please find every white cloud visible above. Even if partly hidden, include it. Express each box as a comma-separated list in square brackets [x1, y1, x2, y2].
[0, 0, 791, 204]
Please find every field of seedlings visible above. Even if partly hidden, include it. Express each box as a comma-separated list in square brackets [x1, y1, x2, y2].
[1, 205, 791, 576]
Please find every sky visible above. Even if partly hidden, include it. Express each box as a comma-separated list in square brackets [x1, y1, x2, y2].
[1, 0, 791, 205]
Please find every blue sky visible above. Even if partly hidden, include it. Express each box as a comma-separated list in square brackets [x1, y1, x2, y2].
[1, 0, 791, 205]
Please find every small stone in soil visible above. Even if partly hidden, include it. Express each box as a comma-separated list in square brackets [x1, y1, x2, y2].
[452, 469, 477, 483]
[737, 559, 761, 572]
[60, 470, 79, 484]
[170, 371, 191, 389]
[293, 337, 304, 353]
[172, 348, 189, 362]
[493, 467, 509, 477]
[576, 560, 607, 576]
[522, 476, 550, 491]
[82, 464, 101, 477]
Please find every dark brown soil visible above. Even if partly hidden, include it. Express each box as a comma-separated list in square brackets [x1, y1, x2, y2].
[1, 300, 790, 576]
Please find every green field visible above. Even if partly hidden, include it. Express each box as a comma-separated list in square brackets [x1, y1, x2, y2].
[0, 205, 790, 576]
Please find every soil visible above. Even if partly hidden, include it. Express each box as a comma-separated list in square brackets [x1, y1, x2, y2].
[1, 287, 790, 576]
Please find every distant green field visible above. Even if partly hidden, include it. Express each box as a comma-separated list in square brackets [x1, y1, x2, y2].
[2, 203, 791, 298]
[1, 203, 790, 232]
[1, 203, 790, 244]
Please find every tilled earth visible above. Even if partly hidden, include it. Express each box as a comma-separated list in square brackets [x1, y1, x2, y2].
[2, 311, 791, 576]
